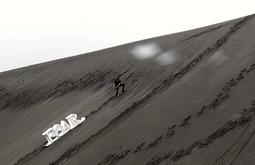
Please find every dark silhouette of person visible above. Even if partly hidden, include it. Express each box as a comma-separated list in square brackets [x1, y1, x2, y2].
[112, 77, 126, 96]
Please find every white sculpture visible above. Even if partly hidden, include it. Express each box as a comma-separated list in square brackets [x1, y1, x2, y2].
[42, 114, 86, 146]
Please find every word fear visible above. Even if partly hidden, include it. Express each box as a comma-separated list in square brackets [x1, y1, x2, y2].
[42, 114, 86, 146]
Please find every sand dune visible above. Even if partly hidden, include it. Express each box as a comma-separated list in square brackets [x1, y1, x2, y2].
[0, 14, 255, 165]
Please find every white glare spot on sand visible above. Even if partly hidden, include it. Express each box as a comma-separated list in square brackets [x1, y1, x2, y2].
[130, 43, 161, 59]
[156, 51, 178, 65]
[209, 50, 228, 65]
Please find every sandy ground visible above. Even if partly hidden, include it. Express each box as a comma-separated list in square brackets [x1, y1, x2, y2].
[0, 14, 255, 165]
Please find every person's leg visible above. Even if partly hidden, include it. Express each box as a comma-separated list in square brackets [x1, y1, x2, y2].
[115, 87, 119, 96]
[120, 83, 125, 92]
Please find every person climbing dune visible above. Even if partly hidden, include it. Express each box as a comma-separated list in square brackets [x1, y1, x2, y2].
[112, 77, 126, 96]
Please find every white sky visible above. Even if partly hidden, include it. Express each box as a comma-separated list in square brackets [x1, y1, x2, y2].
[0, 0, 254, 72]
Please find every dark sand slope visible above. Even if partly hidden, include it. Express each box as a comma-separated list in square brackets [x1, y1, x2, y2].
[0, 14, 255, 165]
